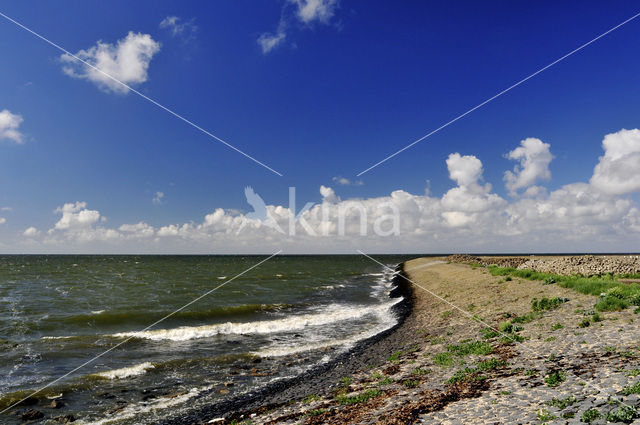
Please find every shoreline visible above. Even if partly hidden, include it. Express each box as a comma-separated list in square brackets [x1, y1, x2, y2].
[163, 263, 418, 425]
[212, 255, 640, 424]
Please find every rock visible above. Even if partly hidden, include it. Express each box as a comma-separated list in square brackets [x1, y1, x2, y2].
[224, 382, 234, 388]
[219, 389, 230, 395]
[19, 397, 38, 406]
[19, 409, 44, 420]
[54, 414, 76, 423]
[50, 399, 65, 409]
[166, 391, 187, 399]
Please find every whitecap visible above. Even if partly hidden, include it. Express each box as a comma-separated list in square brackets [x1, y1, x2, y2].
[111, 299, 400, 342]
[90, 362, 154, 379]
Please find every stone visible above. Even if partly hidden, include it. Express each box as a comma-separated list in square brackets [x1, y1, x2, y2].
[19, 409, 44, 420]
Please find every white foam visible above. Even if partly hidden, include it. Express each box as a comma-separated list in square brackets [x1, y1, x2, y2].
[253, 319, 397, 358]
[90, 310, 105, 315]
[76, 385, 211, 425]
[111, 300, 400, 342]
[90, 362, 154, 379]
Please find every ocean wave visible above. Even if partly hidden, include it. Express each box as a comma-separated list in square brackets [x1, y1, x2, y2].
[89, 362, 155, 379]
[110, 300, 400, 342]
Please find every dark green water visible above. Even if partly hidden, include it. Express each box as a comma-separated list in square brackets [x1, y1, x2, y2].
[0, 255, 414, 424]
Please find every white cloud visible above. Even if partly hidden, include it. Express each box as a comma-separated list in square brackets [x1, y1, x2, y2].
[0, 218, 5, 224]
[288, 0, 339, 24]
[590, 128, 640, 195]
[24, 227, 40, 237]
[332, 176, 363, 186]
[445, 153, 484, 187]
[1, 207, 12, 212]
[53, 201, 102, 231]
[153, 191, 165, 205]
[61, 32, 161, 94]
[259, 0, 339, 54]
[159, 16, 197, 38]
[0, 109, 24, 144]
[17, 129, 640, 253]
[119, 222, 155, 238]
[320, 185, 339, 203]
[258, 30, 287, 54]
[441, 153, 506, 227]
[504, 138, 553, 196]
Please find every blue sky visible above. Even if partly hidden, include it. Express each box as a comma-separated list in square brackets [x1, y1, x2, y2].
[1, 0, 640, 253]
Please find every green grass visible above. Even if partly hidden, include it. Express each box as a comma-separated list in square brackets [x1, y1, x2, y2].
[551, 322, 564, 331]
[621, 381, 640, 395]
[606, 405, 637, 422]
[335, 389, 381, 405]
[489, 266, 640, 312]
[482, 328, 500, 339]
[544, 370, 565, 387]
[338, 376, 351, 386]
[412, 367, 431, 376]
[433, 352, 456, 367]
[626, 369, 640, 377]
[445, 358, 506, 385]
[377, 376, 394, 386]
[434, 340, 494, 367]
[446, 367, 477, 384]
[532, 297, 568, 312]
[546, 395, 577, 409]
[489, 266, 640, 295]
[387, 350, 402, 364]
[307, 409, 326, 416]
[403, 379, 419, 388]
[581, 408, 601, 423]
[595, 296, 629, 312]
[446, 341, 493, 356]
[475, 358, 506, 371]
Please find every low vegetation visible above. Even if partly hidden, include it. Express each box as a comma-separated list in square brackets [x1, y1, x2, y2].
[546, 395, 577, 409]
[581, 408, 601, 423]
[489, 265, 640, 312]
[544, 370, 565, 387]
[335, 389, 381, 405]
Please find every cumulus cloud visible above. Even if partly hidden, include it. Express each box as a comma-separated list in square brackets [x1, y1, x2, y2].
[159, 16, 197, 38]
[289, 0, 339, 24]
[0, 109, 24, 143]
[18, 129, 640, 253]
[504, 138, 553, 196]
[52, 201, 102, 231]
[332, 176, 363, 186]
[61, 32, 161, 94]
[440, 153, 506, 227]
[24, 227, 40, 237]
[320, 185, 339, 203]
[152, 191, 165, 205]
[0, 217, 5, 224]
[590, 129, 640, 195]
